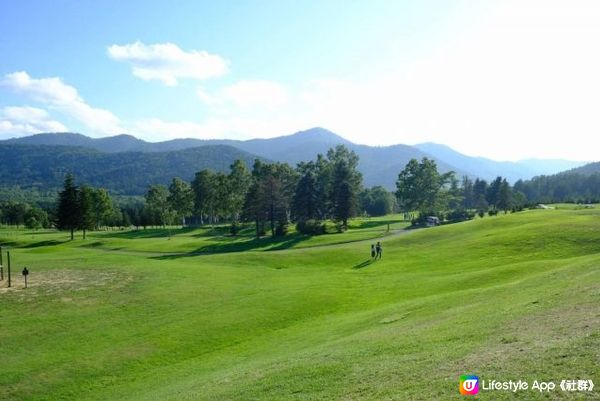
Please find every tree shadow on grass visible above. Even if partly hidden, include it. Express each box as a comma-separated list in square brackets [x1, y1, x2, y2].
[353, 259, 375, 269]
[98, 227, 198, 239]
[22, 239, 66, 248]
[351, 220, 402, 230]
[151, 233, 313, 260]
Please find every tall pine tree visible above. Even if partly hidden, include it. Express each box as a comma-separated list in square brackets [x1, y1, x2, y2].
[56, 173, 79, 240]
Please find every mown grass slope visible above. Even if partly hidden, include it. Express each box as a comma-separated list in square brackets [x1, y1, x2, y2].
[0, 209, 599, 400]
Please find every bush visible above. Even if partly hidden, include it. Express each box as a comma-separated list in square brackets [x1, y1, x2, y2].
[446, 209, 475, 222]
[296, 219, 325, 235]
[488, 209, 498, 216]
[478, 210, 485, 218]
[275, 222, 288, 236]
[230, 222, 240, 236]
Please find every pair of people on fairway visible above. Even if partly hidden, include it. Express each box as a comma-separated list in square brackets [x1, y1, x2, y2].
[371, 242, 382, 259]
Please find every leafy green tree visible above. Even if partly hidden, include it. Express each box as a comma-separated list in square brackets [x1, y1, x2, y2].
[213, 172, 231, 224]
[360, 186, 395, 216]
[24, 207, 49, 229]
[395, 158, 452, 213]
[0, 201, 29, 226]
[145, 185, 171, 228]
[242, 179, 266, 238]
[56, 173, 80, 240]
[78, 185, 95, 239]
[228, 160, 251, 224]
[168, 177, 194, 226]
[191, 170, 216, 225]
[92, 188, 115, 229]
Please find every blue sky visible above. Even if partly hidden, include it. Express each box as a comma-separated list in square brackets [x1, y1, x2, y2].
[1, 0, 599, 161]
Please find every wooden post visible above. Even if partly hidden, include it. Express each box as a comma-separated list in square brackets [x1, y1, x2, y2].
[22, 267, 29, 289]
[7, 251, 11, 288]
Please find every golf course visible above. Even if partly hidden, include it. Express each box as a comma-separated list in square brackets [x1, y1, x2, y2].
[1, 206, 599, 400]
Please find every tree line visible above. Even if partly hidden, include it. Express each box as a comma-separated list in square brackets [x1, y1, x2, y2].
[6, 144, 597, 237]
[140, 145, 366, 237]
[514, 173, 600, 204]
[395, 158, 527, 224]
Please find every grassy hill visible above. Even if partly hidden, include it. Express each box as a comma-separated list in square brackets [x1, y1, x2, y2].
[0, 209, 599, 400]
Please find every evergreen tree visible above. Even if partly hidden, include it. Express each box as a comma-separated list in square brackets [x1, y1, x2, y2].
[314, 154, 333, 219]
[334, 180, 356, 228]
[56, 173, 79, 240]
[328, 145, 362, 226]
[461, 176, 475, 209]
[498, 178, 513, 212]
[486, 176, 503, 209]
[293, 163, 319, 221]
[473, 178, 489, 214]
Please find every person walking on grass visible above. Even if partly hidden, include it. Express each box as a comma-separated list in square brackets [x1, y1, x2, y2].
[376, 241, 382, 259]
[371, 244, 376, 259]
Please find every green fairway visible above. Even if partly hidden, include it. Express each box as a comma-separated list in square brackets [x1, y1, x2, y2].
[0, 209, 599, 400]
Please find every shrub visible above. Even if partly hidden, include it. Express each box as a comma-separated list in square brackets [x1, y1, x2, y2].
[446, 209, 475, 222]
[275, 222, 288, 236]
[488, 209, 498, 216]
[230, 222, 240, 236]
[296, 219, 325, 235]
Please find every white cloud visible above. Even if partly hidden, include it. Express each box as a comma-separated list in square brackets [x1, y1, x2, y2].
[108, 41, 229, 86]
[1, 71, 123, 135]
[0, 106, 68, 136]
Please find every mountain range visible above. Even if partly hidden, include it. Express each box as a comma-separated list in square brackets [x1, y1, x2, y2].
[0, 128, 589, 194]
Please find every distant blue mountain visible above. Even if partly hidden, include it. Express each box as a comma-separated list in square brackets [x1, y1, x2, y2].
[415, 142, 586, 183]
[1, 128, 589, 190]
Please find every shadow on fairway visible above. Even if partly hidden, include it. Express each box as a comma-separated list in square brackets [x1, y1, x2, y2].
[351, 219, 404, 230]
[151, 234, 313, 260]
[353, 259, 375, 269]
[98, 227, 198, 239]
[22, 239, 67, 248]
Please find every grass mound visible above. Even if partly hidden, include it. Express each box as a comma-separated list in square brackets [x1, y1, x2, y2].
[0, 209, 598, 400]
